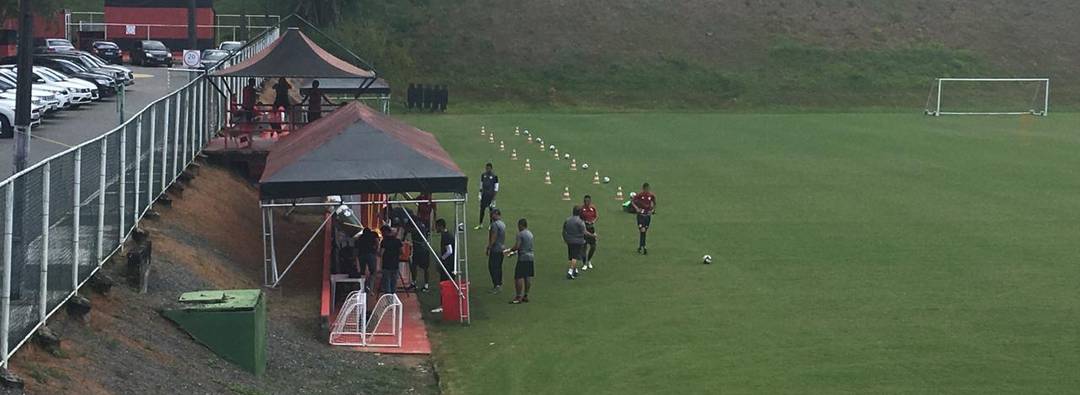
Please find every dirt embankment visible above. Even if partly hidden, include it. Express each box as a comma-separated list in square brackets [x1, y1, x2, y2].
[1, 163, 436, 395]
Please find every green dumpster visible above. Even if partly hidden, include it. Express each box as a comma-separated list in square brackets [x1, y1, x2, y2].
[162, 289, 267, 376]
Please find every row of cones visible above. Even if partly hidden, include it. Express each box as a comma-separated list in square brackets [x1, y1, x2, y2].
[485, 125, 622, 201]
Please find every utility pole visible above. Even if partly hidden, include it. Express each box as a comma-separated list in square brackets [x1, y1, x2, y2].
[12, 0, 33, 172]
[187, 0, 198, 50]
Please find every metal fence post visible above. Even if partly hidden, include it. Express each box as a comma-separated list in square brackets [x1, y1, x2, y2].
[97, 143, 106, 261]
[119, 125, 126, 240]
[133, 117, 142, 221]
[173, 94, 181, 178]
[161, 100, 170, 192]
[72, 149, 81, 291]
[39, 163, 50, 322]
[147, 107, 156, 205]
[2, 185, 14, 368]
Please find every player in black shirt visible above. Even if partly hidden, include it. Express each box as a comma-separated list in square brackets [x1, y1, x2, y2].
[408, 220, 432, 292]
[432, 218, 456, 314]
[355, 227, 379, 292]
[475, 163, 500, 229]
[379, 225, 404, 294]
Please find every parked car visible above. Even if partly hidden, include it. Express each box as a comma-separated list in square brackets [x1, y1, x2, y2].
[26, 57, 119, 96]
[130, 40, 173, 67]
[199, 49, 230, 69]
[0, 99, 44, 133]
[218, 41, 245, 54]
[0, 70, 73, 109]
[35, 38, 75, 53]
[0, 78, 61, 113]
[90, 41, 123, 64]
[33, 66, 100, 101]
[0, 68, 90, 106]
[38, 53, 132, 86]
[69, 50, 134, 84]
[1, 66, 97, 104]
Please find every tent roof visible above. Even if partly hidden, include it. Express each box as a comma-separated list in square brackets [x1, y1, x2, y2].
[259, 102, 467, 199]
[213, 27, 375, 79]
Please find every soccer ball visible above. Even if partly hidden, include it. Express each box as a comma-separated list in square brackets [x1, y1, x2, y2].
[629, 192, 637, 198]
[549, 144, 556, 151]
[524, 129, 530, 135]
[582, 163, 589, 169]
[602, 176, 611, 183]
[702, 255, 713, 264]
[564, 153, 571, 159]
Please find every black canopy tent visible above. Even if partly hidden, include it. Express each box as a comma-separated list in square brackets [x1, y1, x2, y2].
[257, 102, 470, 322]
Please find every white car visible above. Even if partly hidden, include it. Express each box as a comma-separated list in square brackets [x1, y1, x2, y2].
[34, 66, 99, 100]
[0, 79, 61, 113]
[0, 99, 45, 130]
[0, 70, 73, 109]
[1, 66, 94, 105]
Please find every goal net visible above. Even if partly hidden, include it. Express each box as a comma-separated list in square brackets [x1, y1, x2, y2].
[925, 78, 1049, 116]
[329, 291, 403, 347]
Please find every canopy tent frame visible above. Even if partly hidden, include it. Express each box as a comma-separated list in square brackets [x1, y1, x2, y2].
[260, 196, 470, 324]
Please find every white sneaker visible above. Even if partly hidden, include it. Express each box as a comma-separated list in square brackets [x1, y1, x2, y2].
[431, 307, 444, 313]
[587, 262, 594, 269]
[581, 265, 588, 272]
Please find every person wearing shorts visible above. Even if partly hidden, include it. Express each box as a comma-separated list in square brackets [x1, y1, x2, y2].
[475, 163, 499, 229]
[486, 208, 507, 293]
[580, 195, 599, 271]
[507, 218, 534, 304]
[632, 183, 657, 255]
[562, 206, 594, 280]
[355, 227, 379, 292]
[408, 220, 432, 292]
[378, 225, 404, 294]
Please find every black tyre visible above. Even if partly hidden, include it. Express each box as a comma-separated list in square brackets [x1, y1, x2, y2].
[1, 114, 11, 137]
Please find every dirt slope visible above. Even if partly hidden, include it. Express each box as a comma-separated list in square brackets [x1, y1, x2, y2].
[1, 164, 436, 394]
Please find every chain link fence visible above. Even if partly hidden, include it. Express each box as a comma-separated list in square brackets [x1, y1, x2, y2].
[0, 28, 280, 368]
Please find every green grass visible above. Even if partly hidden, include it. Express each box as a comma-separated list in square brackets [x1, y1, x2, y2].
[402, 111, 1080, 394]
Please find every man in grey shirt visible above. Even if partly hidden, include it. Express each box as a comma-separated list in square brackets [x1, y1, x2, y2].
[562, 205, 595, 280]
[486, 208, 507, 293]
[506, 218, 534, 304]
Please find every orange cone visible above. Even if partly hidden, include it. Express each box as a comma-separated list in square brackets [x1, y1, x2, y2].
[481, 126, 486, 136]
[527, 136, 533, 143]
[515, 126, 520, 136]
[616, 186, 624, 200]
[511, 149, 518, 160]
[570, 159, 578, 171]
[489, 133, 495, 144]
[499, 141, 505, 151]
[544, 171, 552, 184]
[524, 159, 532, 171]
[593, 171, 601, 184]
[554, 149, 560, 160]
[562, 186, 571, 201]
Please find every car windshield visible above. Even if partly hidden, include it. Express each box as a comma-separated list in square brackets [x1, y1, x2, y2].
[202, 50, 229, 60]
[220, 42, 242, 51]
[32, 70, 60, 83]
[144, 42, 167, 51]
[57, 59, 87, 73]
[39, 68, 68, 81]
[47, 39, 73, 47]
[83, 54, 107, 67]
[94, 42, 118, 49]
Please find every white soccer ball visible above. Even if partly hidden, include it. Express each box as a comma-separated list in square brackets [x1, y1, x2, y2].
[524, 129, 530, 135]
[629, 192, 637, 198]
[602, 176, 611, 183]
[549, 144, 556, 151]
[703, 255, 713, 264]
[564, 153, 571, 159]
[582, 163, 589, 169]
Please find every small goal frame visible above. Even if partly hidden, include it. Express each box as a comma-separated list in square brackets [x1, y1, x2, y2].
[926, 78, 1050, 116]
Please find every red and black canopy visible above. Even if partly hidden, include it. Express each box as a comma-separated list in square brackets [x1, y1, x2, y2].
[259, 102, 467, 199]
[213, 27, 375, 79]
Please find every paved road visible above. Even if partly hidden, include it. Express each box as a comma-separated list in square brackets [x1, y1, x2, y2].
[0, 65, 189, 177]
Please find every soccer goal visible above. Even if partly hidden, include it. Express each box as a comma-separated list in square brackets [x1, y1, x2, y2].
[329, 291, 403, 347]
[925, 78, 1049, 116]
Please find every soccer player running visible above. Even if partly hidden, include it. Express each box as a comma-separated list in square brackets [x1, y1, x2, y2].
[580, 195, 599, 271]
[562, 206, 595, 279]
[632, 183, 657, 255]
[474, 163, 499, 230]
[486, 208, 507, 293]
[506, 218, 534, 304]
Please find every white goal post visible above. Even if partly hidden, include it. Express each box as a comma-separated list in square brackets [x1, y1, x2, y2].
[926, 78, 1050, 116]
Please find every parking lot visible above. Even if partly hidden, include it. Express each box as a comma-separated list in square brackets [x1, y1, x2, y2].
[0, 65, 187, 177]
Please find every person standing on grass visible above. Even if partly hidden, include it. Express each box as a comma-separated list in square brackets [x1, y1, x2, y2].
[632, 182, 657, 255]
[378, 225, 404, 294]
[562, 206, 595, 280]
[431, 218, 455, 314]
[506, 218, 534, 304]
[486, 208, 507, 293]
[355, 226, 379, 292]
[580, 195, 599, 271]
[408, 220, 432, 292]
[475, 163, 499, 229]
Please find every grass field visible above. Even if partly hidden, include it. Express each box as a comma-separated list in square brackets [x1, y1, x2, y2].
[402, 112, 1080, 394]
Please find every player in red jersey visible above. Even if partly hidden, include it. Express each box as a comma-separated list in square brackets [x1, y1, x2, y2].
[631, 183, 657, 255]
[580, 195, 599, 270]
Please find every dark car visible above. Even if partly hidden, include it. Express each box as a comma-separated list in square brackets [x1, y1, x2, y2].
[130, 40, 173, 67]
[199, 49, 230, 69]
[90, 41, 122, 64]
[37, 53, 132, 86]
[26, 57, 119, 96]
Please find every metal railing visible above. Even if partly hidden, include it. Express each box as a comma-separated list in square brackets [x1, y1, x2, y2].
[0, 27, 280, 368]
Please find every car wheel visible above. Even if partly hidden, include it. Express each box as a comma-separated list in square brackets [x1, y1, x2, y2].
[1, 115, 11, 137]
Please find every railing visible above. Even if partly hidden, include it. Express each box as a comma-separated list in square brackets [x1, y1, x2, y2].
[0, 27, 280, 368]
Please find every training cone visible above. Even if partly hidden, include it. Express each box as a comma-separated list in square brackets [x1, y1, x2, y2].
[593, 171, 601, 184]
[524, 159, 532, 171]
[511, 149, 518, 160]
[616, 186, 624, 200]
[562, 186, 571, 201]
[554, 149, 560, 160]
[500, 141, 505, 151]
[527, 136, 533, 143]
[570, 159, 578, 171]
[481, 126, 486, 136]
[540, 140, 546, 151]
[515, 126, 520, 136]
[489, 134, 495, 144]
[544, 171, 552, 184]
